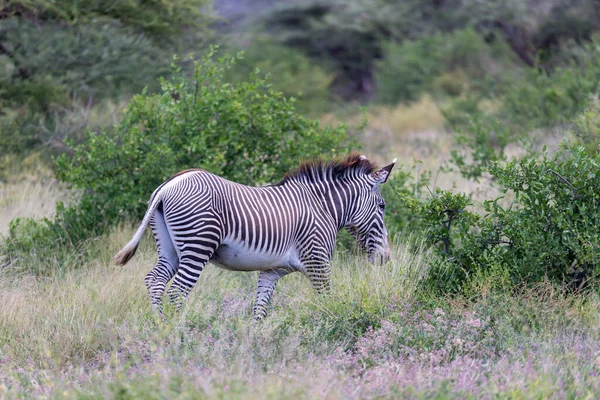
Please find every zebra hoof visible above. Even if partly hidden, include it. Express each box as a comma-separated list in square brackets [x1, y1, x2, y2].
[252, 312, 266, 322]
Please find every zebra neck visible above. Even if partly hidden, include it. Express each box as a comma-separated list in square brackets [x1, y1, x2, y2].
[299, 179, 357, 231]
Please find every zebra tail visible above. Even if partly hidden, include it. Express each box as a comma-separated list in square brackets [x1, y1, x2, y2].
[114, 187, 164, 266]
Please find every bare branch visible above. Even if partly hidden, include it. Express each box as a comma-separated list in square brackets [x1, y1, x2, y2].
[548, 169, 578, 200]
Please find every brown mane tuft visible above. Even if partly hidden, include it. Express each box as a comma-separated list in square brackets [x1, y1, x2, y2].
[275, 152, 378, 185]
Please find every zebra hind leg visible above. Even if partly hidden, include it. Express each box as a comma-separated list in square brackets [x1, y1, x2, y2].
[253, 269, 291, 321]
[145, 255, 178, 313]
[167, 225, 221, 311]
[146, 211, 179, 313]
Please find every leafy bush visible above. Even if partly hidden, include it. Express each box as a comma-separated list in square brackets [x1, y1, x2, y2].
[450, 116, 513, 180]
[2, 50, 355, 273]
[0, 17, 172, 154]
[1, 0, 211, 39]
[374, 28, 513, 105]
[410, 143, 600, 294]
[444, 42, 600, 132]
[262, 0, 533, 99]
[375, 36, 446, 104]
[500, 45, 600, 129]
[571, 95, 600, 151]
[0, 0, 212, 155]
[381, 163, 431, 236]
[224, 40, 333, 116]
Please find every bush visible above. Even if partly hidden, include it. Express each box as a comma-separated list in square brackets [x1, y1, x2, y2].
[224, 40, 333, 116]
[410, 143, 600, 294]
[375, 36, 446, 104]
[500, 49, 600, 129]
[571, 95, 600, 151]
[2, 49, 355, 273]
[374, 28, 514, 105]
[381, 163, 431, 236]
[445, 41, 600, 132]
[0, 0, 212, 155]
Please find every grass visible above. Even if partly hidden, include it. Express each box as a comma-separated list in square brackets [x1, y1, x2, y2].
[0, 154, 69, 236]
[1, 224, 600, 398]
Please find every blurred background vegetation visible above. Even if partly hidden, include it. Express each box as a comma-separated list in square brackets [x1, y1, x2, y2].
[3, 0, 600, 157]
[4, 0, 600, 156]
[2, 0, 600, 292]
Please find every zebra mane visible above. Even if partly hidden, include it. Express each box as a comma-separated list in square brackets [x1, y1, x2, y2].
[275, 153, 379, 186]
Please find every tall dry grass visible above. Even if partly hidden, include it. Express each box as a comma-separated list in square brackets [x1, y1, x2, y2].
[323, 97, 500, 202]
[0, 154, 69, 236]
[1, 228, 599, 398]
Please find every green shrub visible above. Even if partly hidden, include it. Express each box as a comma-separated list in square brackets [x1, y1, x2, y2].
[450, 116, 513, 180]
[445, 42, 600, 132]
[381, 163, 431, 236]
[0, 0, 212, 155]
[411, 143, 600, 294]
[571, 95, 600, 153]
[2, 0, 211, 39]
[224, 40, 333, 116]
[374, 28, 510, 105]
[375, 36, 445, 104]
[2, 49, 355, 273]
[500, 53, 600, 129]
[0, 18, 170, 106]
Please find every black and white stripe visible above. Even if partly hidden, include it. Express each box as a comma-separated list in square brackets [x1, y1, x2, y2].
[114, 154, 396, 319]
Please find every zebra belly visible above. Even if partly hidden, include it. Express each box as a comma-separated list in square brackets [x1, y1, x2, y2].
[210, 240, 300, 272]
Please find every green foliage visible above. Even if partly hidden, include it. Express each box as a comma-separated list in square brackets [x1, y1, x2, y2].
[224, 40, 333, 116]
[262, 0, 562, 99]
[375, 28, 508, 104]
[500, 45, 600, 128]
[0, 0, 212, 155]
[263, 0, 382, 99]
[0, 17, 172, 153]
[571, 95, 600, 152]
[444, 41, 600, 132]
[413, 144, 600, 294]
[1, 18, 169, 104]
[2, 0, 211, 38]
[375, 36, 446, 104]
[2, 50, 354, 273]
[450, 116, 513, 180]
[374, 27, 514, 104]
[381, 163, 431, 236]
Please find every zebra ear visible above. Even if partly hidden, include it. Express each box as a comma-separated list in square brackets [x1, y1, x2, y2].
[370, 158, 396, 184]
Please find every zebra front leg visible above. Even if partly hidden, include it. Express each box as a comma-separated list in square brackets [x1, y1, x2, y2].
[253, 269, 291, 320]
[305, 263, 332, 294]
[301, 252, 332, 295]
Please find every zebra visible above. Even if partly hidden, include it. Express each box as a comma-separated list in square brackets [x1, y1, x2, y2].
[114, 153, 396, 319]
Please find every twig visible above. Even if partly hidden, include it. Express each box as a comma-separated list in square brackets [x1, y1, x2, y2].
[193, 79, 199, 105]
[548, 169, 578, 200]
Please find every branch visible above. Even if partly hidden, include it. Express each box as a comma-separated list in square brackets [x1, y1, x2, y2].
[492, 19, 549, 72]
[442, 213, 454, 255]
[0, 3, 43, 25]
[548, 169, 578, 200]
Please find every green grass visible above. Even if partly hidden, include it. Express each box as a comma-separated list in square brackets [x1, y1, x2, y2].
[1, 226, 600, 399]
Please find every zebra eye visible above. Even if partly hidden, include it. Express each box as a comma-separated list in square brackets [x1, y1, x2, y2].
[378, 202, 386, 210]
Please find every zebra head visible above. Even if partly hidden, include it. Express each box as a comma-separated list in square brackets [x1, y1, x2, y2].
[346, 157, 396, 264]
